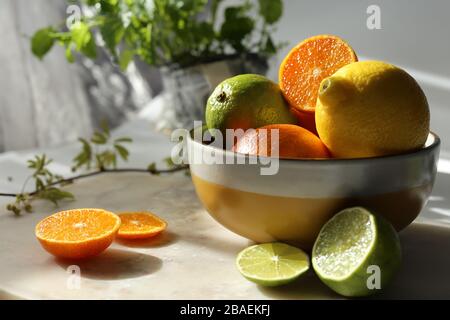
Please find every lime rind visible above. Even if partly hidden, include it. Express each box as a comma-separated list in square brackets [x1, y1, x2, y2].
[236, 242, 310, 286]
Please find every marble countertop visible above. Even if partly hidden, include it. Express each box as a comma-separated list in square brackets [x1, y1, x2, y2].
[1, 119, 450, 299]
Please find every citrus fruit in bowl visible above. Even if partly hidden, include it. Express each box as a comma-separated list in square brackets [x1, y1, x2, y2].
[232, 124, 330, 159]
[279, 34, 358, 132]
[187, 129, 440, 249]
[190, 34, 439, 249]
[205, 74, 297, 134]
[315, 61, 430, 158]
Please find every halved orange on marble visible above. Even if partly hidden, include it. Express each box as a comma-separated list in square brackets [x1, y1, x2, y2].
[35, 208, 121, 259]
[117, 212, 167, 240]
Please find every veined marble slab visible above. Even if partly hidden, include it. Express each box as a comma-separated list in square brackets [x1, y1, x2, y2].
[0, 172, 449, 299]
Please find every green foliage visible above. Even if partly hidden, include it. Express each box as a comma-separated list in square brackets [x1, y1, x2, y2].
[35, 188, 75, 206]
[72, 122, 133, 171]
[27, 154, 63, 191]
[71, 21, 97, 58]
[4, 121, 189, 215]
[7, 154, 75, 215]
[163, 156, 176, 168]
[31, 0, 284, 68]
[147, 162, 159, 175]
[31, 27, 55, 59]
[258, 0, 283, 24]
[220, 5, 255, 51]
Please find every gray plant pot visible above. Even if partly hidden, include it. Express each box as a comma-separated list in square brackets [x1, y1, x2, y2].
[148, 54, 268, 132]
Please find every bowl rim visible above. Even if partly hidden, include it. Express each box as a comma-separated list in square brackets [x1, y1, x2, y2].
[188, 128, 441, 165]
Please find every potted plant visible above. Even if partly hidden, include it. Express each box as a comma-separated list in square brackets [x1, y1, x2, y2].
[31, 0, 285, 131]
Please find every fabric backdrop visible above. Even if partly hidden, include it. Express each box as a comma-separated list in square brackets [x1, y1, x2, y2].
[0, 0, 158, 152]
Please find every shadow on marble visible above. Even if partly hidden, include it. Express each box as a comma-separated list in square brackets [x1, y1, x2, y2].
[55, 248, 162, 280]
[421, 171, 450, 225]
[115, 231, 179, 248]
[182, 232, 251, 256]
[258, 270, 340, 299]
[260, 223, 450, 299]
[377, 223, 450, 299]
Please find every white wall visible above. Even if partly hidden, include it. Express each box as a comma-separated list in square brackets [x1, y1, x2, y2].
[0, 0, 93, 152]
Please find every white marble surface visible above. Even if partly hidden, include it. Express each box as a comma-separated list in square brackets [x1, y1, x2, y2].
[0, 119, 450, 299]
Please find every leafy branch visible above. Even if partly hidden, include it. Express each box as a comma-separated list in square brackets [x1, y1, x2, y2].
[2, 123, 188, 215]
[6, 155, 75, 215]
[72, 121, 132, 172]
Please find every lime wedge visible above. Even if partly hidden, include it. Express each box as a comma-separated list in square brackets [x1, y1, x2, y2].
[312, 207, 401, 297]
[236, 242, 310, 286]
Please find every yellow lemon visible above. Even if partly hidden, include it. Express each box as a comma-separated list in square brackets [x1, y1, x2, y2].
[315, 61, 430, 158]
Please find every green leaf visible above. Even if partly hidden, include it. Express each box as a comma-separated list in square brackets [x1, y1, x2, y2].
[31, 27, 55, 59]
[36, 188, 74, 206]
[35, 177, 45, 192]
[114, 137, 133, 143]
[258, 0, 283, 24]
[100, 17, 125, 55]
[164, 156, 175, 168]
[100, 119, 110, 138]
[91, 132, 108, 145]
[262, 35, 276, 55]
[106, 0, 119, 6]
[103, 151, 117, 168]
[220, 6, 254, 51]
[71, 22, 97, 58]
[114, 144, 129, 161]
[147, 162, 159, 175]
[65, 44, 75, 63]
[119, 49, 134, 71]
[72, 138, 92, 170]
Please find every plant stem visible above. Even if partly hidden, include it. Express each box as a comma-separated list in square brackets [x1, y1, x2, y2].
[0, 165, 189, 198]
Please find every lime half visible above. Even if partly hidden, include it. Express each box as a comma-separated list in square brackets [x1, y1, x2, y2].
[236, 242, 310, 286]
[312, 207, 401, 297]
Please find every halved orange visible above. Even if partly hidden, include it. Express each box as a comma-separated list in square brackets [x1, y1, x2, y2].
[279, 35, 357, 114]
[35, 208, 121, 259]
[117, 212, 167, 240]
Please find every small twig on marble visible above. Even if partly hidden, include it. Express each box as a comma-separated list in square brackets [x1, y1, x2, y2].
[0, 165, 189, 198]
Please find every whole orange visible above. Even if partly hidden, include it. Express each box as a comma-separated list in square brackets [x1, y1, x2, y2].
[233, 124, 330, 159]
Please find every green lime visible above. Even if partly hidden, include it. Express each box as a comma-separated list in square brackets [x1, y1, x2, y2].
[312, 207, 401, 297]
[236, 242, 310, 286]
[205, 74, 296, 134]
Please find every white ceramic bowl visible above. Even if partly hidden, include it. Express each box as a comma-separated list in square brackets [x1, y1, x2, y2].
[188, 130, 440, 249]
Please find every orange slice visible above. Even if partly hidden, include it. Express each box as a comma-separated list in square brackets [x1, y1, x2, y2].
[35, 208, 121, 259]
[279, 34, 357, 114]
[117, 212, 167, 240]
[233, 124, 330, 159]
